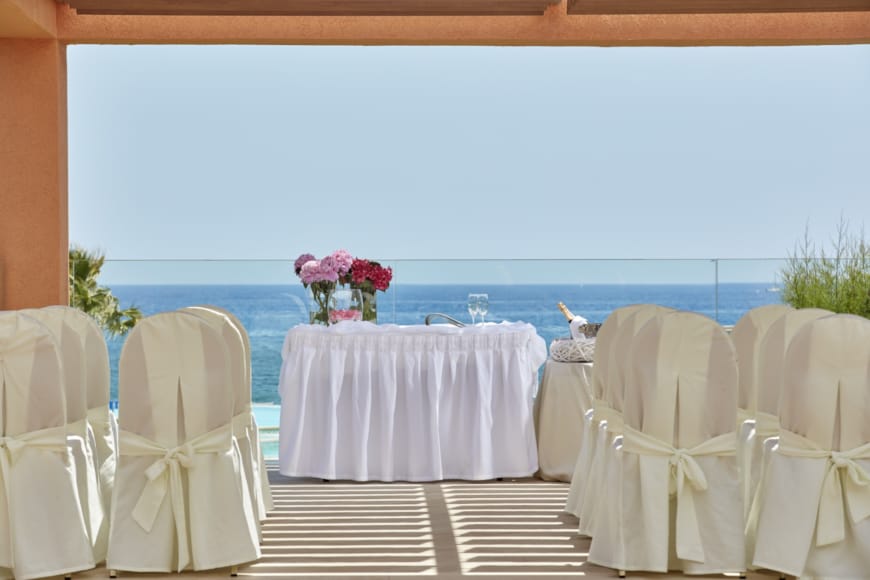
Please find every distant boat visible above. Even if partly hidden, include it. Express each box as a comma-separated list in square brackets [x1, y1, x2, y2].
[767, 286, 781, 293]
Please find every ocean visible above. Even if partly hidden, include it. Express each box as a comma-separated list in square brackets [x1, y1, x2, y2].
[106, 283, 783, 403]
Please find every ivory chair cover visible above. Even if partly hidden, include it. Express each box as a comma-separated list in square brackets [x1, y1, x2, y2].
[752, 314, 870, 578]
[189, 305, 272, 515]
[0, 312, 95, 580]
[20, 307, 106, 562]
[107, 312, 260, 572]
[44, 305, 116, 560]
[565, 304, 644, 520]
[586, 305, 673, 560]
[182, 306, 269, 527]
[744, 307, 833, 553]
[730, 304, 791, 517]
[589, 311, 744, 574]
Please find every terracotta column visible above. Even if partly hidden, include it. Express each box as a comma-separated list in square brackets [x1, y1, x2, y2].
[0, 39, 68, 309]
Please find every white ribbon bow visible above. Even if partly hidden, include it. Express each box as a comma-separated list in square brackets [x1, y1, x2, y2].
[623, 425, 736, 564]
[119, 424, 232, 572]
[0, 425, 69, 569]
[777, 429, 870, 547]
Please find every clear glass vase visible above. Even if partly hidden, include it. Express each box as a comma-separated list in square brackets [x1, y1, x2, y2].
[352, 284, 378, 323]
[328, 288, 363, 324]
[307, 282, 334, 325]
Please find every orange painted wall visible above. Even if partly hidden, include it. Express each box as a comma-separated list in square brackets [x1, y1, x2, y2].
[0, 39, 68, 309]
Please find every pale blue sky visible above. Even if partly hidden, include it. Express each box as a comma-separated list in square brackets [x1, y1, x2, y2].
[67, 44, 869, 283]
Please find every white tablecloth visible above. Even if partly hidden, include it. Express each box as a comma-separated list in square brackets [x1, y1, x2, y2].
[535, 360, 594, 481]
[278, 321, 547, 482]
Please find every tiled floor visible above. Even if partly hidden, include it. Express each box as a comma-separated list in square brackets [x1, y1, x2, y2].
[78, 463, 780, 579]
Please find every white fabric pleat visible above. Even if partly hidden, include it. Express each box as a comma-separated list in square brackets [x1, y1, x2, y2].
[279, 322, 545, 481]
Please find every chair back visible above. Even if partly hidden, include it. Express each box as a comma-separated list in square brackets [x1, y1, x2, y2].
[181, 306, 248, 414]
[119, 311, 232, 447]
[0, 312, 66, 436]
[193, 305, 252, 393]
[590, 304, 646, 401]
[756, 308, 832, 418]
[605, 304, 674, 412]
[42, 306, 110, 410]
[624, 311, 737, 448]
[780, 314, 870, 451]
[731, 304, 792, 414]
[20, 307, 89, 425]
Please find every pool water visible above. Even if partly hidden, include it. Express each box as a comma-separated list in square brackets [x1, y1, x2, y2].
[253, 405, 280, 459]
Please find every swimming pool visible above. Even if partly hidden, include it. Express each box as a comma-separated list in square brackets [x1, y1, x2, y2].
[253, 404, 280, 459]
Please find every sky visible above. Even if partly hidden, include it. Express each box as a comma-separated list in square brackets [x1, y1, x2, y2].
[66, 44, 870, 283]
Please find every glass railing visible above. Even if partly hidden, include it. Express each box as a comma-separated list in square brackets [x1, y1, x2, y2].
[68, 257, 794, 408]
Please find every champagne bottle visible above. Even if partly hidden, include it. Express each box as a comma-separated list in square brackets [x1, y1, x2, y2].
[558, 302, 588, 339]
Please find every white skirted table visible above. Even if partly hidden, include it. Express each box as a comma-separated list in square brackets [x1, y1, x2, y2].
[534, 360, 594, 481]
[277, 321, 547, 482]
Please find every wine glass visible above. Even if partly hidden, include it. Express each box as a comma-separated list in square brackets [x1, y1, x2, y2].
[467, 293, 480, 325]
[328, 288, 363, 324]
[477, 294, 489, 324]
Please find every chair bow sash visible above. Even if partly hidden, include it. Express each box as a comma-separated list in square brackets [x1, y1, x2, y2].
[119, 423, 232, 572]
[0, 424, 69, 569]
[777, 429, 870, 547]
[623, 425, 737, 564]
[231, 405, 253, 439]
[87, 405, 114, 438]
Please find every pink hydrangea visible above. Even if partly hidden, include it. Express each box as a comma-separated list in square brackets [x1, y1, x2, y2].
[300, 259, 339, 285]
[330, 249, 354, 276]
[294, 253, 316, 275]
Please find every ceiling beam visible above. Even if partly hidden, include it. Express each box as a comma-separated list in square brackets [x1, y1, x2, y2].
[64, 0, 562, 16]
[568, 0, 870, 13]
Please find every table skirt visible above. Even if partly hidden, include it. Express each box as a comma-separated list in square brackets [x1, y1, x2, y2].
[278, 322, 547, 481]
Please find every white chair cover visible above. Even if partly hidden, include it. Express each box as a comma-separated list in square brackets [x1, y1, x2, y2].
[188, 305, 272, 515]
[44, 305, 116, 561]
[586, 305, 673, 562]
[20, 307, 106, 562]
[107, 312, 260, 572]
[182, 306, 269, 527]
[730, 304, 791, 517]
[0, 312, 94, 580]
[589, 311, 744, 574]
[752, 314, 870, 578]
[566, 304, 644, 520]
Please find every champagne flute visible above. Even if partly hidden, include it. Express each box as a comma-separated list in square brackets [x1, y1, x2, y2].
[477, 294, 489, 324]
[467, 293, 480, 325]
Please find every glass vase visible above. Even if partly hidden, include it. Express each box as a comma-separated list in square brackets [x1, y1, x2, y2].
[352, 285, 378, 323]
[307, 283, 334, 326]
[328, 288, 363, 324]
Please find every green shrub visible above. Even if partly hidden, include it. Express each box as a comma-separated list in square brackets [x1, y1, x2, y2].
[780, 220, 870, 318]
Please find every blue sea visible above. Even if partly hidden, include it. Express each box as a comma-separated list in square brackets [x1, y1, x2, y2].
[106, 283, 783, 403]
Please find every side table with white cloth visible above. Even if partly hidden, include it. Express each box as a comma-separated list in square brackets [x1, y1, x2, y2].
[278, 321, 548, 482]
[534, 360, 594, 481]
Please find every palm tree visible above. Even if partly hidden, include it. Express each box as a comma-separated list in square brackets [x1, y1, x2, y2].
[69, 246, 142, 337]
